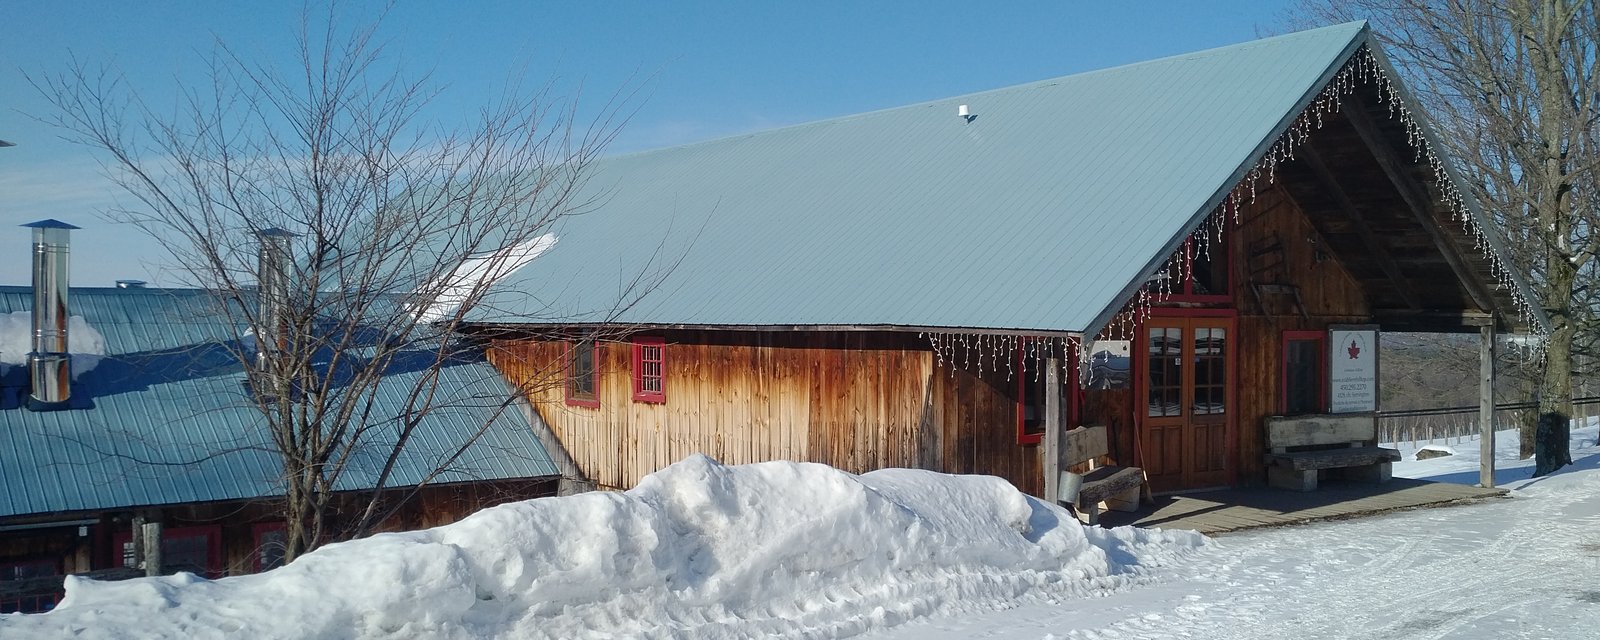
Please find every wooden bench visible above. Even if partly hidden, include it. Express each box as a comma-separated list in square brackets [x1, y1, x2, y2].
[1263, 414, 1400, 492]
[1058, 425, 1144, 525]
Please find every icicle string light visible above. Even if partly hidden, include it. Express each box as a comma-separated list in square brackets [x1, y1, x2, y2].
[919, 332, 1090, 385]
[1098, 45, 1544, 345]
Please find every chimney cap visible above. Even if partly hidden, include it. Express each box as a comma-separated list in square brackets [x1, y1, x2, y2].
[21, 219, 81, 230]
[255, 228, 297, 238]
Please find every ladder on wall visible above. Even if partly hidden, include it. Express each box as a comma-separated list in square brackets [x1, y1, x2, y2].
[1248, 232, 1307, 319]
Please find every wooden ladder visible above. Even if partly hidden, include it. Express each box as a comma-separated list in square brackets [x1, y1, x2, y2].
[1248, 233, 1307, 319]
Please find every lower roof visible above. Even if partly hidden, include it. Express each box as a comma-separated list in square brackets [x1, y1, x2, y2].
[0, 286, 557, 519]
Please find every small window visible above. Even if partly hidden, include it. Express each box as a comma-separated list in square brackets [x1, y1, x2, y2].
[1143, 229, 1231, 301]
[253, 522, 288, 573]
[632, 337, 666, 403]
[1282, 331, 1326, 415]
[1017, 342, 1075, 445]
[565, 338, 599, 408]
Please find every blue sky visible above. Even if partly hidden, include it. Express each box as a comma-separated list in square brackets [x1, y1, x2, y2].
[1, 1, 1305, 286]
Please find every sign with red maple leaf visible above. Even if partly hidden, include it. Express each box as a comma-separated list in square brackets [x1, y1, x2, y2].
[1330, 327, 1377, 413]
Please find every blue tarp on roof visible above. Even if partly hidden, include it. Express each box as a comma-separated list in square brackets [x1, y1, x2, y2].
[478, 22, 1377, 334]
[0, 286, 556, 518]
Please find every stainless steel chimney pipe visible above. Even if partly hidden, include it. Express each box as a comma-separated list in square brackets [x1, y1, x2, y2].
[255, 228, 295, 375]
[24, 219, 80, 410]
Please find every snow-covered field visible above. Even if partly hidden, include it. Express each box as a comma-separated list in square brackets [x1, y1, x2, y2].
[5, 426, 1597, 639]
[867, 423, 1600, 640]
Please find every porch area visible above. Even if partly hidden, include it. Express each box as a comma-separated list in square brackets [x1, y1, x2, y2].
[1096, 477, 1508, 535]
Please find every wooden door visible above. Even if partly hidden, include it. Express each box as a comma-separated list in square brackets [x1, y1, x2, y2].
[1140, 316, 1234, 492]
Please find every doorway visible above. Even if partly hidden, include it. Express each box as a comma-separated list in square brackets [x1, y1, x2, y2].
[1139, 315, 1236, 492]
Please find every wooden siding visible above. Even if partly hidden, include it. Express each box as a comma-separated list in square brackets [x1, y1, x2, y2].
[491, 330, 1050, 495]
[929, 361, 1045, 497]
[492, 332, 940, 490]
[1229, 184, 1371, 485]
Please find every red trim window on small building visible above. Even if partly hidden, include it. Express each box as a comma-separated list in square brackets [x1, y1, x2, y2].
[632, 337, 666, 403]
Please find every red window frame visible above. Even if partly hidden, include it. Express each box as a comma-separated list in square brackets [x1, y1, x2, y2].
[1149, 230, 1233, 303]
[252, 522, 288, 573]
[111, 524, 224, 578]
[631, 337, 666, 403]
[1, 559, 61, 614]
[1281, 330, 1327, 415]
[564, 339, 600, 408]
[1016, 342, 1079, 445]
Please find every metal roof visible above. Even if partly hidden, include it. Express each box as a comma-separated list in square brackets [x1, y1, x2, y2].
[0, 286, 557, 519]
[478, 22, 1376, 333]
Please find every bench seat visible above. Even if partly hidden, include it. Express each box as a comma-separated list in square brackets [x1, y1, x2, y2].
[1077, 465, 1145, 503]
[1264, 446, 1401, 472]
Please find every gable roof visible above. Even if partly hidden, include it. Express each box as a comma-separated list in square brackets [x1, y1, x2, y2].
[477, 21, 1542, 336]
[0, 286, 557, 519]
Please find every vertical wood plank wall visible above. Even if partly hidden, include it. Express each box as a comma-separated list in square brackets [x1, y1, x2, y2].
[1229, 185, 1370, 484]
[490, 330, 1046, 494]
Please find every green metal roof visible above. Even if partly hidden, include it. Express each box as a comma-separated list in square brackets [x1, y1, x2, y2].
[0, 286, 557, 519]
[480, 22, 1375, 333]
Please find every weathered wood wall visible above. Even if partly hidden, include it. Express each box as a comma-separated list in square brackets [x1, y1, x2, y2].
[1230, 185, 1370, 485]
[492, 331, 938, 490]
[928, 361, 1045, 497]
[491, 330, 1051, 495]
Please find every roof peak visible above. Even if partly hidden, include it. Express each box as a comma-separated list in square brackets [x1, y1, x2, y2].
[603, 21, 1370, 162]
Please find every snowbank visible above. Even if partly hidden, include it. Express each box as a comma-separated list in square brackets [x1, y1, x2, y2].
[1, 456, 1204, 639]
[0, 311, 107, 377]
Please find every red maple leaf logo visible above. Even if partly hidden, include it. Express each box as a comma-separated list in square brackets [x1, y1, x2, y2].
[1347, 340, 1361, 360]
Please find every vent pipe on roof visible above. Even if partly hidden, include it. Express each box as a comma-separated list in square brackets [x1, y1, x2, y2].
[254, 229, 295, 390]
[24, 219, 79, 411]
[115, 279, 146, 289]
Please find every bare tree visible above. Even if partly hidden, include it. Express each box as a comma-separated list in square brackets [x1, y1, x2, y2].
[1297, 1, 1600, 465]
[31, 12, 640, 560]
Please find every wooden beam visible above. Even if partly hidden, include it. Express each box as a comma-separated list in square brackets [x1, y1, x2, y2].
[1300, 144, 1424, 310]
[1043, 356, 1062, 504]
[1342, 104, 1500, 314]
[1480, 323, 1496, 489]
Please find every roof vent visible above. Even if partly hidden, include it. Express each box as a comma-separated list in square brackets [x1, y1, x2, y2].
[115, 280, 147, 289]
[958, 104, 974, 123]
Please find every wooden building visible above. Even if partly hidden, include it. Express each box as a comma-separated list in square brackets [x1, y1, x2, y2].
[0, 285, 559, 613]
[475, 23, 1545, 498]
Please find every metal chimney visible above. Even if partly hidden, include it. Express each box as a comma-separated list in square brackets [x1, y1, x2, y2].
[254, 229, 295, 379]
[23, 219, 80, 411]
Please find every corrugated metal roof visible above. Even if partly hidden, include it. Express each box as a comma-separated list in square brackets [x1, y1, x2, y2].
[0, 286, 557, 518]
[477, 22, 1372, 334]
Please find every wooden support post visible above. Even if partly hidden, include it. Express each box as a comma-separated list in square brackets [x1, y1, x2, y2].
[1043, 355, 1062, 505]
[142, 521, 162, 577]
[130, 515, 145, 570]
[1480, 324, 1496, 488]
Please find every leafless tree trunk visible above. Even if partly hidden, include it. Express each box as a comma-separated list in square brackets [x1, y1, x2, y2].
[1297, 1, 1600, 463]
[31, 11, 650, 560]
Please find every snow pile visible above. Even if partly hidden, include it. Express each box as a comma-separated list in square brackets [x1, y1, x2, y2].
[0, 311, 107, 377]
[2, 455, 1204, 639]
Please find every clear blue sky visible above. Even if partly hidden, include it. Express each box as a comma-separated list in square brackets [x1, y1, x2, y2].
[1, 1, 1308, 286]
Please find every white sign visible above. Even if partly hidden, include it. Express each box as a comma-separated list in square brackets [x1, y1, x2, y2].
[1329, 327, 1377, 413]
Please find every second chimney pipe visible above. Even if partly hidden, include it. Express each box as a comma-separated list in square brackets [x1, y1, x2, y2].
[24, 219, 79, 411]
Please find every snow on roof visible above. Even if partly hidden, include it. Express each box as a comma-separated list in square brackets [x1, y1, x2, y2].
[2, 455, 1205, 638]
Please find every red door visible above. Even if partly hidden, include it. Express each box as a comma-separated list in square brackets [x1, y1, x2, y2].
[1139, 316, 1235, 492]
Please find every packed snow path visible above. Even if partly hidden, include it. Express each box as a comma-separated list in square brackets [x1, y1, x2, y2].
[871, 426, 1600, 640]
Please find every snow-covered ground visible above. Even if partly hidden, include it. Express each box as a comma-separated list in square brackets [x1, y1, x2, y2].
[6, 426, 1598, 639]
[866, 422, 1600, 640]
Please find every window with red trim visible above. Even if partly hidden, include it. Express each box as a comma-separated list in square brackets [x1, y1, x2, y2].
[253, 522, 288, 573]
[632, 337, 666, 403]
[1282, 330, 1326, 415]
[565, 338, 599, 408]
[1144, 229, 1231, 301]
[1017, 342, 1077, 445]
[112, 524, 223, 578]
[1, 559, 60, 614]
